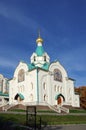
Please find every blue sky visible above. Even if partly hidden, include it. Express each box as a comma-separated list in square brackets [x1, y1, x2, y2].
[0, 0, 86, 87]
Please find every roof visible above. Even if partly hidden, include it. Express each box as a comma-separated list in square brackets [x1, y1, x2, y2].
[35, 46, 44, 56]
[68, 77, 75, 81]
[28, 62, 50, 71]
[55, 93, 65, 101]
[28, 63, 36, 70]
[18, 93, 24, 100]
[42, 63, 50, 70]
[15, 93, 24, 100]
[0, 92, 9, 97]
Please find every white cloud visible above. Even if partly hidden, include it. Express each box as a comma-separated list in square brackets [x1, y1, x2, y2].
[0, 2, 38, 30]
[0, 57, 16, 68]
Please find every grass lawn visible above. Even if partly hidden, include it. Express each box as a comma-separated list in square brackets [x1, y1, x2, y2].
[41, 115, 86, 125]
[70, 109, 86, 113]
[0, 113, 86, 125]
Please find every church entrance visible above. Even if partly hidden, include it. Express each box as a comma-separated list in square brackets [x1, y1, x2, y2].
[57, 97, 62, 105]
[14, 93, 24, 103]
[55, 93, 65, 106]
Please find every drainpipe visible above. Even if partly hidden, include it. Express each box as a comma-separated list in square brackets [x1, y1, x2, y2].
[37, 68, 39, 104]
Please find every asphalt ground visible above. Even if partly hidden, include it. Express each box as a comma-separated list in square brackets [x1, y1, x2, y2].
[42, 124, 86, 130]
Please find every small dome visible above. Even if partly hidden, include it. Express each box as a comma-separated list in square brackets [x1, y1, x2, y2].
[36, 37, 43, 44]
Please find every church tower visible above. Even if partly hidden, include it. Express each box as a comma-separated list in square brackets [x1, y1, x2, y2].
[30, 33, 50, 70]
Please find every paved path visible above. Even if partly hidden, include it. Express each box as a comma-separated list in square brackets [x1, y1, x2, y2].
[42, 124, 86, 130]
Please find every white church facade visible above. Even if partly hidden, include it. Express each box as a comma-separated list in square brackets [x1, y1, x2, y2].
[0, 35, 80, 111]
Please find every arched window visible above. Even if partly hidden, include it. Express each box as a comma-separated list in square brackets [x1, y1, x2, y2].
[44, 56, 46, 61]
[0, 79, 3, 91]
[18, 69, 25, 82]
[43, 82, 46, 90]
[54, 85, 57, 92]
[60, 86, 62, 93]
[4, 80, 9, 94]
[54, 69, 62, 82]
[44, 94, 47, 101]
[34, 56, 36, 61]
[57, 86, 60, 92]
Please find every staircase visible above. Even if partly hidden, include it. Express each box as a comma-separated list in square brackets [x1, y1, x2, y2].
[60, 106, 69, 113]
[45, 101, 69, 113]
[1, 103, 18, 111]
[0, 102, 9, 111]
[45, 101, 61, 113]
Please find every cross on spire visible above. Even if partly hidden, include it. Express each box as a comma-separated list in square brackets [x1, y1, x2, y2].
[36, 29, 43, 44]
[38, 29, 41, 38]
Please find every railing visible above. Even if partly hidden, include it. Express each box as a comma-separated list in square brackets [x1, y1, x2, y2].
[45, 101, 61, 113]
[0, 102, 9, 108]
[45, 101, 69, 113]
[3, 103, 18, 111]
[1, 101, 69, 113]
[60, 106, 69, 113]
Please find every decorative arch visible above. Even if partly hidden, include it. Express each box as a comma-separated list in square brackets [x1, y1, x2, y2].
[55, 93, 65, 101]
[13, 62, 29, 79]
[18, 69, 25, 82]
[43, 82, 46, 90]
[49, 62, 68, 79]
[14, 93, 24, 101]
[44, 94, 47, 101]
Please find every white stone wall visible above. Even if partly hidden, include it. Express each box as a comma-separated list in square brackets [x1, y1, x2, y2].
[73, 94, 80, 107]
[38, 70, 49, 104]
[48, 62, 67, 105]
[66, 78, 80, 107]
[66, 79, 75, 105]
[9, 62, 37, 104]
[0, 74, 8, 94]
[9, 61, 80, 107]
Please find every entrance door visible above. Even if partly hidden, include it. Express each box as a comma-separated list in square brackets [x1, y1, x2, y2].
[57, 97, 62, 105]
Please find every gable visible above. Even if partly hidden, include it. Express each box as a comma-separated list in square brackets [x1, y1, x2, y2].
[49, 61, 68, 78]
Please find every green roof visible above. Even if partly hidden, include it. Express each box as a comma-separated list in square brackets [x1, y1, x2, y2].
[42, 63, 50, 70]
[28, 63, 36, 70]
[28, 62, 50, 71]
[55, 93, 65, 101]
[0, 92, 9, 97]
[35, 46, 44, 56]
[18, 93, 24, 100]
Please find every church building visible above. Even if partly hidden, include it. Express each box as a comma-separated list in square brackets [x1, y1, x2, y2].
[0, 34, 80, 112]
